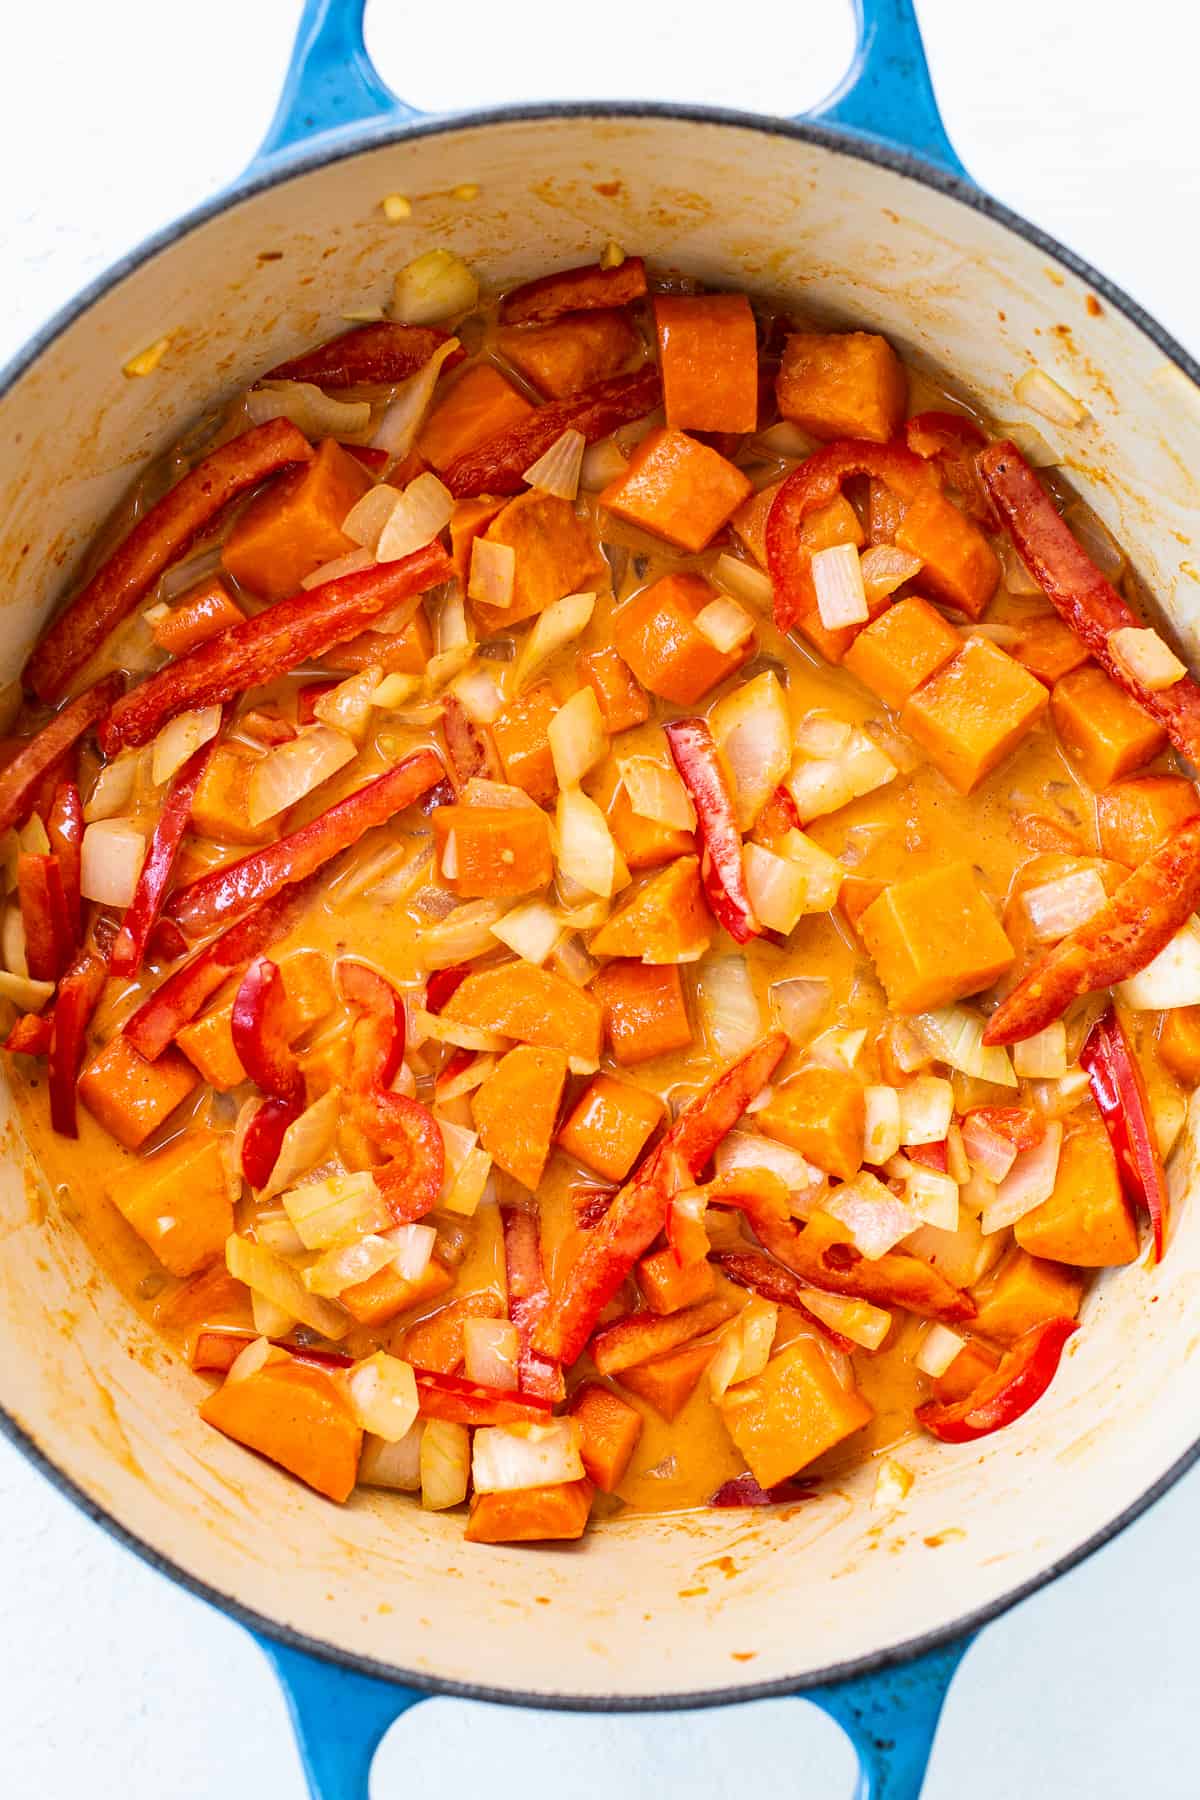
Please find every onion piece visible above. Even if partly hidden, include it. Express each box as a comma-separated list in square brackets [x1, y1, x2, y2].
[699, 955, 761, 1059]
[741, 842, 811, 934]
[579, 438, 627, 493]
[462, 1317, 520, 1390]
[345, 1352, 420, 1441]
[371, 672, 421, 710]
[556, 785, 624, 898]
[754, 420, 820, 459]
[256, 1088, 341, 1200]
[1116, 914, 1200, 1008]
[513, 591, 596, 693]
[896, 1074, 955, 1146]
[372, 337, 462, 457]
[462, 778, 539, 811]
[825, 1172, 917, 1260]
[450, 667, 503, 725]
[811, 543, 868, 629]
[393, 250, 479, 325]
[150, 705, 222, 787]
[712, 552, 774, 612]
[342, 485, 404, 551]
[915, 1007, 1018, 1089]
[226, 1336, 279, 1383]
[777, 829, 843, 910]
[1021, 867, 1108, 943]
[617, 757, 696, 832]
[377, 472, 455, 563]
[695, 597, 755, 654]
[0, 969, 54, 1011]
[282, 1169, 391, 1250]
[795, 712, 852, 758]
[906, 1165, 959, 1231]
[491, 899, 564, 966]
[1014, 366, 1087, 428]
[246, 725, 357, 826]
[786, 730, 897, 824]
[960, 1114, 1018, 1183]
[806, 1026, 867, 1074]
[313, 667, 382, 743]
[523, 428, 586, 500]
[1011, 1021, 1069, 1079]
[246, 381, 371, 439]
[84, 753, 140, 823]
[768, 975, 830, 1045]
[2, 907, 28, 978]
[80, 819, 145, 906]
[549, 687, 609, 789]
[713, 1130, 822, 1208]
[872, 1458, 914, 1508]
[1000, 538, 1043, 596]
[915, 1323, 964, 1378]
[415, 1008, 509, 1052]
[420, 1418, 471, 1510]
[995, 418, 1064, 468]
[551, 932, 596, 988]
[359, 1423, 424, 1490]
[709, 1299, 778, 1399]
[303, 1231, 405, 1298]
[225, 1233, 349, 1339]
[471, 1420, 584, 1494]
[1063, 500, 1126, 582]
[419, 899, 508, 969]
[982, 1121, 1063, 1234]
[863, 1085, 902, 1166]
[1107, 626, 1186, 692]
[710, 671, 791, 832]
[859, 544, 921, 602]
[800, 1288, 892, 1351]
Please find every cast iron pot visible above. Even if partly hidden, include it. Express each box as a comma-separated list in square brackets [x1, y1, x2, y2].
[3, 3, 1200, 1795]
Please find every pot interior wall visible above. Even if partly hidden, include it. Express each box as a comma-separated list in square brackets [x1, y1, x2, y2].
[2, 112, 1200, 1700]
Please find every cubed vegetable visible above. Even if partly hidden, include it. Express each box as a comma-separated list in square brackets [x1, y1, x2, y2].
[758, 1067, 866, 1181]
[1051, 664, 1166, 788]
[442, 963, 604, 1062]
[894, 487, 1000, 618]
[222, 440, 374, 601]
[859, 862, 1015, 1013]
[1009, 606, 1091, 686]
[843, 595, 961, 710]
[637, 1246, 716, 1314]
[498, 310, 638, 399]
[79, 1035, 199, 1149]
[1014, 1111, 1137, 1266]
[340, 1257, 454, 1328]
[471, 1044, 568, 1188]
[432, 803, 553, 897]
[465, 1477, 594, 1542]
[593, 959, 692, 1065]
[600, 428, 753, 552]
[654, 294, 758, 434]
[108, 1129, 233, 1277]
[557, 1073, 663, 1180]
[398, 1291, 505, 1374]
[972, 1247, 1086, 1346]
[473, 491, 605, 632]
[1159, 1005, 1200, 1085]
[614, 572, 754, 705]
[579, 648, 650, 734]
[589, 856, 710, 964]
[492, 683, 559, 807]
[900, 638, 1049, 793]
[200, 1355, 362, 1502]
[1097, 774, 1200, 867]
[616, 1339, 717, 1420]
[191, 743, 280, 846]
[776, 331, 906, 443]
[569, 1383, 644, 1491]
[417, 364, 534, 471]
[718, 1337, 873, 1487]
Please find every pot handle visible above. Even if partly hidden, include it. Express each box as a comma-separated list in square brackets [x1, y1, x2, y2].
[258, 1636, 430, 1799]
[799, 1634, 975, 1798]
[255, 0, 419, 166]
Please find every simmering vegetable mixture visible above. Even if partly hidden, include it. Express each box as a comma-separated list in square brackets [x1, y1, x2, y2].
[5, 244, 1197, 1541]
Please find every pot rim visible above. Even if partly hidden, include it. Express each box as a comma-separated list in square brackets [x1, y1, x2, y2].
[2, 97, 1198, 1710]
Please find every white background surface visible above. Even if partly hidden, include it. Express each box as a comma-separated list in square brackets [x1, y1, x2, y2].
[1, 2, 1197, 1794]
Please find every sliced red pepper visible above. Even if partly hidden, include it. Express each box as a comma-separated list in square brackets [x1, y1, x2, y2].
[985, 815, 1200, 1044]
[297, 681, 340, 726]
[441, 366, 662, 498]
[414, 1367, 553, 1427]
[665, 717, 760, 945]
[442, 692, 502, 786]
[351, 1087, 445, 1225]
[109, 729, 221, 978]
[48, 949, 108, 1137]
[191, 1330, 352, 1375]
[26, 420, 313, 703]
[433, 1044, 480, 1101]
[5, 1012, 53, 1055]
[712, 1248, 854, 1351]
[979, 441, 1200, 764]
[963, 1106, 1045, 1151]
[1080, 1007, 1168, 1261]
[905, 1139, 949, 1173]
[0, 674, 125, 836]
[904, 410, 997, 526]
[500, 257, 648, 326]
[167, 748, 445, 936]
[533, 1033, 788, 1366]
[241, 1095, 302, 1190]
[336, 959, 406, 1091]
[425, 964, 470, 1015]
[572, 1186, 616, 1229]
[232, 957, 305, 1105]
[146, 918, 189, 965]
[264, 321, 463, 388]
[99, 545, 452, 753]
[916, 1316, 1077, 1443]
[708, 1471, 817, 1508]
[342, 444, 391, 473]
[46, 775, 83, 949]
[18, 852, 71, 982]
[501, 1202, 564, 1402]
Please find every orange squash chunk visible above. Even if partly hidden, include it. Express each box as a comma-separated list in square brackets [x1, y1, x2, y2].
[465, 1477, 594, 1543]
[637, 1246, 716, 1315]
[1015, 1111, 1137, 1267]
[397, 1290, 505, 1373]
[200, 1356, 362, 1503]
[901, 637, 1049, 793]
[498, 310, 638, 399]
[492, 682, 558, 807]
[109, 1129, 233, 1277]
[590, 856, 711, 964]
[1097, 774, 1200, 867]
[176, 1002, 247, 1090]
[729, 479, 784, 568]
[894, 486, 999, 619]
[972, 1247, 1085, 1347]
[600, 427, 753, 553]
[222, 439, 373, 601]
[432, 803, 553, 898]
[569, 1383, 644, 1491]
[473, 491, 605, 633]
[557, 1073, 664, 1181]
[776, 331, 907, 443]
[450, 495, 508, 585]
[838, 875, 886, 937]
[719, 1338, 873, 1488]
[323, 609, 432, 676]
[1050, 663, 1166, 789]
[191, 742, 279, 846]
[153, 579, 246, 655]
[79, 1035, 199, 1150]
[472, 1045, 569, 1188]
[589, 757, 696, 869]
[590, 1295, 738, 1376]
[579, 647, 650, 734]
[758, 1067, 866, 1182]
[1159, 1005, 1200, 1085]
[593, 959, 692, 1066]
[417, 364, 534, 471]
[340, 1256, 453, 1328]
[1009, 607, 1091, 686]
[614, 572, 753, 704]
[929, 1338, 1000, 1405]
[859, 861, 1014, 1014]
[655, 293, 759, 435]
[616, 1339, 717, 1420]
[843, 595, 960, 711]
[442, 963, 604, 1062]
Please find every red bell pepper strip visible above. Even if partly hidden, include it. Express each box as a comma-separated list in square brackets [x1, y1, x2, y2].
[425, 964, 470, 1015]
[1080, 1007, 1168, 1261]
[100, 544, 451, 754]
[241, 1095, 303, 1189]
[665, 717, 760, 945]
[18, 853, 72, 982]
[46, 775, 83, 949]
[708, 1471, 816, 1507]
[501, 257, 648, 326]
[414, 1367, 553, 1427]
[5, 1012, 53, 1055]
[341, 444, 391, 473]
[904, 410, 997, 526]
[442, 692, 502, 786]
[109, 730, 221, 978]
[336, 959, 406, 1091]
[441, 366, 662, 498]
[916, 1316, 1078, 1443]
[146, 918, 189, 964]
[48, 949, 108, 1137]
[712, 1249, 854, 1351]
[572, 1185, 616, 1229]
[533, 1033, 788, 1366]
[167, 747, 445, 936]
[905, 1139, 949, 1173]
[232, 956, 305, 1105]
[962, 1106, 1045, 1151]
[263, 321, 464, 388]
[351, 1086, 445, 1224]
[26, 420, 313, 704]
[979, 441, 1200, 765]
[501, 1202, 564, 1402]
[984, 815, 1200, 1044]
[0, 674, 125, 835]
[191, 1330, 352, 1375]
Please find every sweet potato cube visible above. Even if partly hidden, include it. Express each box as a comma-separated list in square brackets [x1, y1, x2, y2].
[593, 960, 692, 1066]
[557, 1073, 663, 1181]
[200, 1357, 362, 1502]
[176, 1003, 247, 1090]
[616, 1339, 717, 1420]
[569, 1383, 644, 1491]
[1015, 1112, 1137, 1267]
[417, 363, 535, 471]
[1051, 664, 1166, 788]
[901, 637, 1049, 793]
[776, 331, 907, 444]
[614, 572, 753, 705]
[324, 609, 432, 677]
[1158, 1005, 1200, 1085]
[1097, 774, 1200, 867]
[432, 803, 553, 898]
[191, 743, 278, 846]
[894, 487, 999, 619]
[843, 595, 961, 711]
[637, 1246, 716, 1315]
[1009, 608, 1091, 686]
[498, 310, 638, 399]
[758, 1067, 865, 1182]
[472, 1044, 568, 1188]
[222, 439, 373, 601]
[655, 293, 759, 435]
[838, 875, 886, 936]
[450, 495, 508, 586]
[859, 861, 1015, 1013]
[590, 1296, 737, 1376]
[473, 491, 605, 633]
[443, 964, 604, 1062]
[579, 648, 650, 734]
[340, 1256, 453, 1329]
[493, 683, 558, 807]
[108, 1129, 233, 1277]
[600, 428, 753, 553]
[397, 1290, 505, 1374]
[972, 1248, 1085, 1347]
[729, 479, 783, 568]
[153, 579, 245, 656]
[79, 1035, 199, 1149]
[929, 1338, 1000, 1405]
[589, 758, 696, 869]
[719, 1338, 873, 1487]
[465, 1477, 594, 1543]
[278, 949, 336, 1035]
[590, 856, 710, 965]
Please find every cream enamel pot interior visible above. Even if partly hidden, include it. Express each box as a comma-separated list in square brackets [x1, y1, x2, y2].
[4, 3, 1200, 1796]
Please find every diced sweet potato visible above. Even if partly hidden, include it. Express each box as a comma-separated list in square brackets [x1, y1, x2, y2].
[323, 609, 432, 676]
[758, 1067, 865, 1182]
[600, 427, 753, 553]
[473, 491, 606, 633]
[972, 1247, 1085, 1347]
[492, 683, 558, 807]
[894, 487, 999, 619]
[901, 637, 1048, 793]
[153, 579, 246, 655]
[450, 496, 508, 585]
[557, 1073, 664, 1181]
[843, 595, 961, 711]
[498, 310, 638, 399]
[1159, 1006, 1200, 1085]
[776, 331, 907, 444]
[929, 1338, 1000, 1405]
[1097, 774, 1200, 868]
[589, 856, 710, 964]
[108, 1129, 233, 1277]
[593, 959, 692, 1065]
[579, 648, 650, 734]
[729, 479, 784, 568]
[718, 1337, 873, 1487]
[200, 1356, 362, 1502]
[838, 875, 886, 937]
[79, 1035, 199, 1149]
[654, 294, 758, 435]
[443, 964, 604, 1062]
[1051, 664, 1166, 789]
[176, 1002, 247, 1090]
[1014, 1111, 1137, 1266]
[397, 1290, 504, 1374]
[472, 1044, 568, 1188]
[432, 802, 553, 898]
[637, 1246, 716, 1314]
[341, 1256, 454, 1328]
[222, 439, 373, 601]
[191, 743, 278, 846]
[1009, 607, 1091, 686]
[278, 949, 335, 1034]
[859, 861, 1015, 1013]
[588, 755, 697, 870]
[465, 1477, 594, 1543]
[616, 1339, 716, 1420]
[569, 1383, 643, 1491]
[417, 364, 535, 471]
[614, 572, 753, 704]
[590, 1295, 737, 1376]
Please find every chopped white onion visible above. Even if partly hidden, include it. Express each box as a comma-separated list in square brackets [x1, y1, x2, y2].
[0, 969, 53, 1012]
[915, 1008, 1018, 1089]
[800, 1287, 892, 1351]
[1021, 867, 1108, 943]
[805, 1026, 867, 1074]
[713, 1130, 821, 1204]
[712, 552, 775, 612]
[556, 785, 623, 898]
[695, 597, 755, 654]
[960, 1114, 1018, 1183]
[462, 778, 539, 811]
[523, 428, 586, 500]
[863, 1086, 902, 1166]
[1012, 1021, 1069, 1079]
[300, 546, 377, 590]
[442, 1145, 493, 1217]
[393, 250, 479, 324]
[377, 472, 455, 563]
[768, 975, 830, 1045]
[786, 730, 897, 824]
[982, 1120, 1063, 1234]
[150, 705, 222, 787]
[742, 842, 811, 935]
[795, 712, 853, 758]
[225, 1234, 349, 1339]
[372, 337, 462, 457]
[1107, 625, 1187, 692]
[2, 908, 28, 981]
[859, 544, 922, 601]
[897, 1075, 955, 1146]
[491, 899, 564, 966]
[996, 418, 1064, 468]
[777, 829, 844, 910]
[84, 753, 140, 823]
[872, 1457, 914, 1508]
[420, 1418, 471, 1510]
[449, 667, 504, 725]
[906, 1207, 1000, 1288]
[915, 1323, 964, 1379]
[1116, 914, 1200, 1008]
[1014, 366, 1087, 428]
[964, 621, 1024, 647]
[471, 1420, 584, 1494]
[414, 1008, 509, 1052]
[617, 757, 696, 832]
[709, 1299, 778, 1398]
[256, 1088, 341, 1201]
[811, 542, 869, 629]
[462, 1317, 520, 1390]
[359, 1423, 425, 1490]
[824, 1172, 918, 1260]
[905, 1165, 959, 1231]
[579, 438, 628, 493]
[710, 671, 792, 832]
[342, 485, 404, 551]
[1063, 501, 1127, 582]
[303, 1232, 406, 1298]
[246, 381, 371, 439]
[699, 955, 761, 1059]
[247, 725, 357, 825]
[1000, 538, 1043, 596]
[345, 1352, 420, 1441]
[371, 672, 421, 710]
[467, 538, 516, 609]
[419, 899, 508, 969]
[755, 420, 820, 459]
[80, 819, 145, 907]
[314, 667, 382, 742]
[513, 591, 596, 693]
[225, 1336, 278, 1383]
[549, 687, 609, 789]
[282, 1169, 391, 1250]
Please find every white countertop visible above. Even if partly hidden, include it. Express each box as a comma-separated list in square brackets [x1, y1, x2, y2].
[2, 2, 1196, 1792]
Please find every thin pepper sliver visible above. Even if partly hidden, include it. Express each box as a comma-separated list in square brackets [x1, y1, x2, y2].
[501, 1202, 564, 1402]
[0, 674, 125, 836]
[46, 775, 84, 949]
[414, 1368, 553, 1427]
[18, 853, 71, 983]
[232, 957, 305, 1105]
[665, 716, 760, 944]
[1080, 1007, 1169, 1261]
[263, 321, 463, 389]
[440, 366, 662, 497]
[48, 949, 108, 1137]
[500, 257, 648, 327]
[108, 729, 222, 977]
[915, 1316, 1077, 1443]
